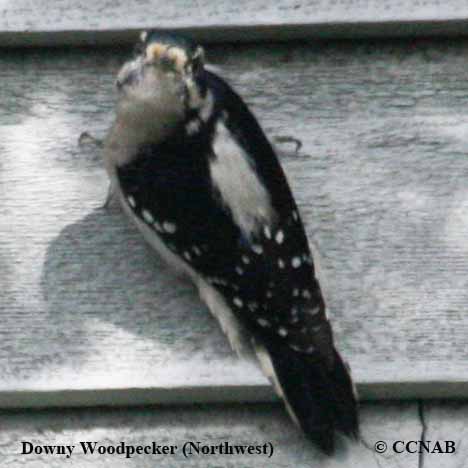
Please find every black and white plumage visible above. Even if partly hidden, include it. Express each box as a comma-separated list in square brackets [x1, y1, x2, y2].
[104, 31, 358, 453]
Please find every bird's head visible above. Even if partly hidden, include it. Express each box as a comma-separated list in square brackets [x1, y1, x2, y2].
[115, 31, 206, 127]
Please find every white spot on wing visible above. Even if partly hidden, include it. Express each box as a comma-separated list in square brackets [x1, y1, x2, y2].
[252, 244, 263, 255]
[163, 221, 177, 233]
[275, 230, 284, 244]
[278, 327, 288, 337]
[291, 256, 302, 268]
[127, 196, 136, 208]
[263, 225, 271, 239]
[257, 318, 269, 327]
[248, 302, 258, 311]
[186, 119, 201, 135]
[183, 251, 192, 261]
[278, 258, 285, 269]
[233, 297, 243, 308]
[142, 209, 154, 224]
[302, 289, 311, 299]
[241, 255, 250, 264]
[310, 305, 320, 315]
[235, 266, 244, 275]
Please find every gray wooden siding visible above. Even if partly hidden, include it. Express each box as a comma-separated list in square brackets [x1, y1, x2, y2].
[2, 1, 468, 46]
[1, 10, 468, 466]
[0, 403, 422, 468]
[1, 402, 466, 467]
[1, 40, 467, 407]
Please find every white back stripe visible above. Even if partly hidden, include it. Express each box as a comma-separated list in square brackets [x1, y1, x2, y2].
[210, 120, 275, 238]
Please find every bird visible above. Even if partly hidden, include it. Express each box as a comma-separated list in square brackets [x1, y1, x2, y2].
[103, 30, 359, 454]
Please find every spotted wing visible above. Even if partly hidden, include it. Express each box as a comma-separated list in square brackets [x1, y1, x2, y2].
[116, 68, 357, 450]
[117, 111, 330, 363]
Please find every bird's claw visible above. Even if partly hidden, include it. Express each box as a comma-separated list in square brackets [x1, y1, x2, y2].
[273, 135, 303, 154]
[78, 131, 103, 148]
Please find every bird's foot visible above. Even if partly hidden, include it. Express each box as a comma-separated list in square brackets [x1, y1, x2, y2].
[273, 135, 303, 154]
[78, 131, 103, 148]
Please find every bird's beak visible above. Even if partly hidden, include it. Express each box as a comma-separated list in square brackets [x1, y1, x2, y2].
[115, 58, 143, 91]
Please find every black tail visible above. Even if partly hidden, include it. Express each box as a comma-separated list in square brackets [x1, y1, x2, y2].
[260, 341, 359, 454]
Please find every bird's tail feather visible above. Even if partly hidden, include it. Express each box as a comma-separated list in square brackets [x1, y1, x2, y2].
[255, 341, 359, 454]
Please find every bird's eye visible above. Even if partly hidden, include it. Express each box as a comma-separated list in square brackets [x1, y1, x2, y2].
[133, 42, 144, 57]
[160, 54, 173, 69]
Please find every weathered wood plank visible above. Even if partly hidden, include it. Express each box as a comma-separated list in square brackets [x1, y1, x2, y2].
[0, 40, 467, 407]
[424, 402, 468, 468]
[2, 1, 468, 47]
[0, 403, 421, 467]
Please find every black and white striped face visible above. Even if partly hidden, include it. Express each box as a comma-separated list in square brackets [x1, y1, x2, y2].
[115, 31, 206, 126]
